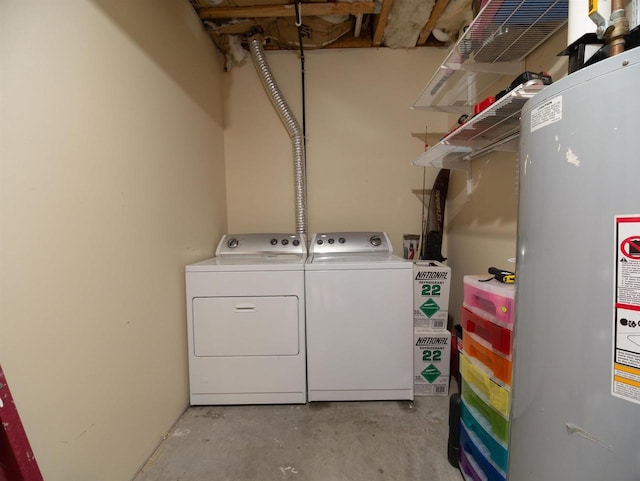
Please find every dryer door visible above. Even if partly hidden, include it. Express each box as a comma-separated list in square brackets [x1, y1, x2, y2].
[192, 296, 299, 357]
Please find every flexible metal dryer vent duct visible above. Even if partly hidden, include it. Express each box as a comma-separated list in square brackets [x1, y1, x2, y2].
[248, 35, 307, 236]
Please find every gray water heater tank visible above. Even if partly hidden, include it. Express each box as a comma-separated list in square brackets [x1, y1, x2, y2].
[510, 46, 640, 480]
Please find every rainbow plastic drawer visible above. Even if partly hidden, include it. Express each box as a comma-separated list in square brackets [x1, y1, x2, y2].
[460, 377, 510, 443]
[460, 352, 511, 416]
[463, 275, 516, 328]
[463, 332, 512, 385]
[461, 400, 508, 472]
[461, 306, 513, 356]
[460, 421, 507, 481]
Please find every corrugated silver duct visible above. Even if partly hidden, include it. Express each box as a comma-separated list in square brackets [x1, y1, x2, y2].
[248, 36, 307, 236]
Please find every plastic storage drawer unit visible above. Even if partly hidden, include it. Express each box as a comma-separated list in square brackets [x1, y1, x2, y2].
[460, 377, 510, 443]
[460, 353, 511, 415]
[463, 276, 516, 328]
[463, 332, 512, 385]
[461, 401, 509, 472]
[460, 421, 507, 481]
[460, 448, 485, 481]
[461, 306, 513, 356]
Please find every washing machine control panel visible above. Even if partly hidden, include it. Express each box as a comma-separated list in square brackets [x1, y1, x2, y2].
[310, 232, 393, 255]
[216, 233, 307, 256]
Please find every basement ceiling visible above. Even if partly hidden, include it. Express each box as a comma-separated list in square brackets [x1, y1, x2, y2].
[189, 0, 477, 66]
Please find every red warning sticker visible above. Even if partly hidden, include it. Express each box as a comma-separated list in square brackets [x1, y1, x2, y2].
[614, 215, 640, 405]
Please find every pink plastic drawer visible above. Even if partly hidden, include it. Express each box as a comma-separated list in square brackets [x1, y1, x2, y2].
[463, 276, 516, 328]
[461, 306, 513, 356]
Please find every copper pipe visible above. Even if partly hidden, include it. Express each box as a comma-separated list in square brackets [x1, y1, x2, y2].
[611, 0, 625, 12]
[608, 0, 629, 56]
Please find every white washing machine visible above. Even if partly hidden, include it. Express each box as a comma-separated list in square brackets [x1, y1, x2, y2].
[305, 232, 414, 402]
[185, 233, 307, 405]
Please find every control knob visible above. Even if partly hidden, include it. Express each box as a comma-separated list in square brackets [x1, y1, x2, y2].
[370, 235, 382, 247]
[227, 238, 239, 248]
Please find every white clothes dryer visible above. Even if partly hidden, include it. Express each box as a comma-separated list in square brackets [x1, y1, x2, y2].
[305, 232, 414, 402]
[185, 233, 307, 405]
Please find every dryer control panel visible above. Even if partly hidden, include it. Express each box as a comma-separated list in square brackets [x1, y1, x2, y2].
[216, 233, 307, 256]
[309, 232, 393, 255]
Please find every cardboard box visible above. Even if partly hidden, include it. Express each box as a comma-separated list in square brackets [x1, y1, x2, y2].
[414, 328, 451, 396]
[266, 16, 353, 49]
[413, 261, 451, 329]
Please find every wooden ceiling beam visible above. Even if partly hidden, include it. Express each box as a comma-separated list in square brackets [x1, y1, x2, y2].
[372, 0, 394, 47]
[209, 20, 444, 50]
[417, 0, 450, 45]
[198, 2, 376, 19]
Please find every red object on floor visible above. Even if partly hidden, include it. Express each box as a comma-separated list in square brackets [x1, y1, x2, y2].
[0, 366, 44, 481]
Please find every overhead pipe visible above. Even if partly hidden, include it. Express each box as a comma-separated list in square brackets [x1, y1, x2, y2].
[248, 35, 308, 237]
[608, 0, 629, 55]
[354, 13, 364, 37]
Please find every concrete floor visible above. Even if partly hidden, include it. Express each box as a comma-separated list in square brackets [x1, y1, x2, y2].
[134, 389, 463, 481]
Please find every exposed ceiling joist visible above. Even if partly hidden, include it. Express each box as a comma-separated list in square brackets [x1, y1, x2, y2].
[372, 0, 395, 47]
[190, 0, 472, 61]
[198, 2, 376, 19]
[417, 0, 451, 45]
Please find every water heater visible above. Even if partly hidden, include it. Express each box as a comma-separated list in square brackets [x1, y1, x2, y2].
[510, 46, 640, 480]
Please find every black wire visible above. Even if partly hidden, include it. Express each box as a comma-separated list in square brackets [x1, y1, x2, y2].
[294, 0, 307, 155]
[419, 127, 428, 260]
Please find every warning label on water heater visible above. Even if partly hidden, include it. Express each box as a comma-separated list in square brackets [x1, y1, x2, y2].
[530, 95, 562, 133]
[613, 215, 640, 405]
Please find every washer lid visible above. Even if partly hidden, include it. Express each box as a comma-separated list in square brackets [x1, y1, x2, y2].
[306, 253, 411, 270]
[186, 255, 306, 272]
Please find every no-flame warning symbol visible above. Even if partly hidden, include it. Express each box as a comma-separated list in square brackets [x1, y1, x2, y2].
[620, 236, 640, 260]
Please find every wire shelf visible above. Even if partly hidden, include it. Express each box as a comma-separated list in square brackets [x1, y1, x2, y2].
[413, 0, 568, 112]
[411, 81, 544, 167]
[412, 144, 472, 169]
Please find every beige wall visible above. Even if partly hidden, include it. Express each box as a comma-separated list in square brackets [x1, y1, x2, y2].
[0, 3, 569, 477]
[223, 47, 451, 250]
[224, 29, 569, 326]
[445, 151, 519, 324]
[0, 2, 226, 480]
[445, 25, 569, 323]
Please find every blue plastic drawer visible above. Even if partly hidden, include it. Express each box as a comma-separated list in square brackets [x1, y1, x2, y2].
[460, 420, 506, 481]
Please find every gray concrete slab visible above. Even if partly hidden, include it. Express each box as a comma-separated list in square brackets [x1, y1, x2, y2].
[135, 394, 463, 481]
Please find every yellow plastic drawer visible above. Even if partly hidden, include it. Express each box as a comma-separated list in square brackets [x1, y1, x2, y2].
[460, 352, 510, 416]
